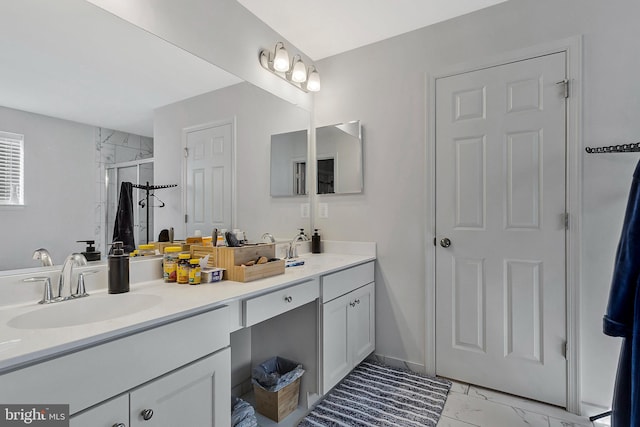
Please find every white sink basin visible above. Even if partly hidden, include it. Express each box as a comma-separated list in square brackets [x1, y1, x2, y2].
[8, 293, 162, 329]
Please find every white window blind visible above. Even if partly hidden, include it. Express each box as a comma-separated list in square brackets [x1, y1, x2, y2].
[0, 131, 24, 205]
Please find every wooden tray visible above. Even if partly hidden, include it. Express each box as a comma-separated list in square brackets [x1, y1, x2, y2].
[216, 244, 284, 282]
[189, 245, 218, 268]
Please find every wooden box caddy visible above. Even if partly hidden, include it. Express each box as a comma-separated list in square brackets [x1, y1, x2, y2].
[216, 243, 285, 282]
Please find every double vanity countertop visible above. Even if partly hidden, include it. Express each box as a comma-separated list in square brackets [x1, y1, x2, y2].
[0, 250, 375, 375]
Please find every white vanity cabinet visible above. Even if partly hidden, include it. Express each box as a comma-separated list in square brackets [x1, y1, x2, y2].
[129, 348, 230, 427]
[2, 307, 231, 427]
[69, 395, 128, 427]
[70, 349, 230, 427]
[321, 262, 375, 393]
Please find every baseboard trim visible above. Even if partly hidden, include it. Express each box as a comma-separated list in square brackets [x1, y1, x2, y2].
[370, 353, 426, 373]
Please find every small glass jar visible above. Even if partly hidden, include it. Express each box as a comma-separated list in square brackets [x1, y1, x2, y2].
[189, 259, 201, 285]
[177, 253, 191, 284]
[163, 246, 182, 283]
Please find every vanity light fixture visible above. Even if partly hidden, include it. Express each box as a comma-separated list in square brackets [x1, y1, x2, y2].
[306, 66, 321, 92]
[259, 41, 320, 92]
[290, 55, 307, 83]
[272, 42, 290, 72]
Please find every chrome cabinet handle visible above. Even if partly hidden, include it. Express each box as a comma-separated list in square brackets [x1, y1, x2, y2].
[350, 301, 356, 308]
[112, 423, 126, 427]
[284, 296, 293, 303]
[355, 299, 360, 305]
[141, 409, 154, 421]
[440, 238, 452, 248]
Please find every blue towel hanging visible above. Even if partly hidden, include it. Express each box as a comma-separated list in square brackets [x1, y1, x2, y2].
[603, 159, 640, 426]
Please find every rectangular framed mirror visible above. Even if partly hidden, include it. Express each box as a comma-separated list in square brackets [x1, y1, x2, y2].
[316, 120, 363, 194]
[270, 129, 309, 197]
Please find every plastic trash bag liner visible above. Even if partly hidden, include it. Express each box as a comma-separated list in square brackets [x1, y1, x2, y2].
[251, 356, 305, 392]
[231, 397, 257, 427]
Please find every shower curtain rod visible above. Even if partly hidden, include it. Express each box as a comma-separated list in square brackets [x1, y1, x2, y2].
[585, 143, 640, 153]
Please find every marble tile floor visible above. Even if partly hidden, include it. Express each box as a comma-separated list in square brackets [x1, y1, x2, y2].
[437, 380, 602, 427]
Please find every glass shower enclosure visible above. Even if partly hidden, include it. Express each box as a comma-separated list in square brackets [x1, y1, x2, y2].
[106, 159, 154, 251]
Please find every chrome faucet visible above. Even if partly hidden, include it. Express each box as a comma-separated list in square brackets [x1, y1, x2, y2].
[261, 232, 275, 243]
[58, 253, 87, 298]
[292, 233, 309, 243]
[286, 231, 309, 259]
[32, 248, 54, 267]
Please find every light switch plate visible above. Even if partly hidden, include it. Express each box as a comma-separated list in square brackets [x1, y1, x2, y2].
[300, 203, 310, 218]
[318, 203, 329, 218]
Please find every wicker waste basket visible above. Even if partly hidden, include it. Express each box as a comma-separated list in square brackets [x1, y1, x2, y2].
[252, 357, 304, 422]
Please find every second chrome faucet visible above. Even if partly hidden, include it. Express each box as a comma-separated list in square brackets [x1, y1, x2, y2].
[26, 253, 91, 304]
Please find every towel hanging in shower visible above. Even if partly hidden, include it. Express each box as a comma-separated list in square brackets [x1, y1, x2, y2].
[111, 181, 135, 253]
[603, 159, 640, 427]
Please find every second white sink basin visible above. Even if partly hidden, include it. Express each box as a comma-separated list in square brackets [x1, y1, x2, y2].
[8, 293, 162, 329]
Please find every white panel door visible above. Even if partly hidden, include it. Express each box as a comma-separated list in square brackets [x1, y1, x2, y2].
[186, 123, 233, 236]
[435, 53, 567, 406]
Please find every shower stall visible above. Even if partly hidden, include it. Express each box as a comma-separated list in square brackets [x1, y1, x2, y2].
[105, 159, 154, 251]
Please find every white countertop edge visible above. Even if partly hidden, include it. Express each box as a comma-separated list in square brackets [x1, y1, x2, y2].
[0, 252, 375, 375]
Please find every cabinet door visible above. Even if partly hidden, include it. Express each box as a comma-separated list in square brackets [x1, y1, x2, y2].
[322, 293, 350, 393]
[349, 282, 376, 367]
[130, 348, 231, 427]
[70, 394, 129, 427]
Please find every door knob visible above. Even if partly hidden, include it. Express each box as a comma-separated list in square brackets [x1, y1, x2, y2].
[440, 238, 451, 248]
[141, 409, 154, 421]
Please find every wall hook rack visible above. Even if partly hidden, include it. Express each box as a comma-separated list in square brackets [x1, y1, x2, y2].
[132, 182, 177, 244]
[585, 142, 640, 153]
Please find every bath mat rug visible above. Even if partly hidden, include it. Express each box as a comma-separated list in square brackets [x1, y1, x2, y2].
[298, 360, 451, 427]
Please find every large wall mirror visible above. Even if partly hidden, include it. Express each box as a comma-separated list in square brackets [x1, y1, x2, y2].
[316, 120, 363, 195]
[0, 2, 310, 271]
[270, 130, 309, 197]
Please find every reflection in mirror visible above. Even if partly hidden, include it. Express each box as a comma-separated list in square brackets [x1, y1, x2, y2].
[0, 1, 244, 272]
[316, 120, 363, 194]
[270, 130, 309, 197]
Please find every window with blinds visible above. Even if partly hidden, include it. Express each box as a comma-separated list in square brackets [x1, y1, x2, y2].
[0, 131, 24, 205]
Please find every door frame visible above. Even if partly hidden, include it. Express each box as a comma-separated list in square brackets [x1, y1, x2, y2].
[181, 118, 237, 238]
[425, 36, 583, 413]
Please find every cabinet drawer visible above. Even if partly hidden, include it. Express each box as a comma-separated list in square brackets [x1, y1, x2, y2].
[244, 278, 319, 327]
[322, 261, 374, 302]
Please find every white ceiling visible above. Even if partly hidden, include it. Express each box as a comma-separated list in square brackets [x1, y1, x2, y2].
[0, 0, 241, 137]
[0, 0, 508, 138]
[237, 0, 510, 60]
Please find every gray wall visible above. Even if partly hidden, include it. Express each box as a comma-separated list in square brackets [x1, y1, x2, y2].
[0, 106, 94, 270]
[314, 0, 640, 410]
[154, 82, 311, 242]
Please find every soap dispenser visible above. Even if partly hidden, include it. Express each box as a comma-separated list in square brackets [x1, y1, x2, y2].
[77, 240, 101, 262]
[108, 241, 130, 294]
[312, 229, 322, 254]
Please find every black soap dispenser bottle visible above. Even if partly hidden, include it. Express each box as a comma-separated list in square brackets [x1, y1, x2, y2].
[108, 241, 130, 294]
[77, 240, 101, 261]
[312, 229, 321, 254]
